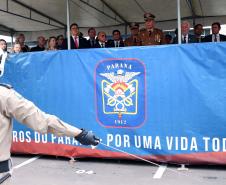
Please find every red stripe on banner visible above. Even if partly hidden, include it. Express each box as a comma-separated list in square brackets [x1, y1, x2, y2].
[11, 141, 226, 164]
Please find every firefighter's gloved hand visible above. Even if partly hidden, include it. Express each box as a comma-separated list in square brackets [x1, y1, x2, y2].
[75, 129, 100, 146]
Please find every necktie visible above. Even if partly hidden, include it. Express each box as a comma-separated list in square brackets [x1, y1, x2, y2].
[101, 43, 104, 48]
[115, 41, 118, 47]
[133, 38, 137, 43]
[214, 34, 217, 42]
[183, 36, 186, 43]
[91, 40, 94, 47]
[74, 37, 78, 48]
[149, 31, 152, 36]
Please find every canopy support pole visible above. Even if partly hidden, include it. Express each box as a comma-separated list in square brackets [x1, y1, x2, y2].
[11, 31, 14, 48]
[67, 0, 71, 50]
[177, 0, 182, 44]
[125, 23, 128, 37]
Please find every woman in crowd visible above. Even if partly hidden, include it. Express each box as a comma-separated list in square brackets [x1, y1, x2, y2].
[46, 36, 57, 51]
[16, 33, 30, 52]
[11, 43, 22, 53]
[56, 35, 64, 50]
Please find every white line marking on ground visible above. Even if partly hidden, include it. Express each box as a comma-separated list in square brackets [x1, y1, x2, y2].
[153, 165, 167, 179]
[75, 170, 86, 174]
[75, 170, 95, 175]
[13, 156, 40, 169]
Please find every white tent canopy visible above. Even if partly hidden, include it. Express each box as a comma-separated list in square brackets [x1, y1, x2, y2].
[1, 0, 226, 40]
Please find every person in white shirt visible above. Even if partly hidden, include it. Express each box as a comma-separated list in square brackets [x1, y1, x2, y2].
[62, 23, 88, 49]
[107, 30, 124, 48]
[0, 48, 7, 77]
[203, 22, 226, 42]
[173, 21, 196, 44]
[0, 39, 8, 53]
[95, 31, 109, 48]
[87, 27, 97, 48]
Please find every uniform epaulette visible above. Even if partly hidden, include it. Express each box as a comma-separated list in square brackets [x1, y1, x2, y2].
[154, 28, 163, 32]
[0, 83, 13, 89]
[140, 28, 146, 32]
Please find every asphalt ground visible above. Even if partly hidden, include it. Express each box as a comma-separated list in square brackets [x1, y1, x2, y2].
[10, 154, 226, 185]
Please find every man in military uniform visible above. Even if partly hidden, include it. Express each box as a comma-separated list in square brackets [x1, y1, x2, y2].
[139, 13, 165, 46]
[124, 23, 141, 47]
[0, 50, 99, 185]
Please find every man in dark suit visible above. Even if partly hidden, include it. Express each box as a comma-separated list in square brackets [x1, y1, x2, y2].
[94, 31, 110, 48]
[194, 24, 204, 43]
[30, 36, 46, 52]
[203, 22, 226, 43]
[107, 30, 124, 48]
[87, 27, 97, 48]
[173, 21, 196, 44]
[62, 23, 88, 49]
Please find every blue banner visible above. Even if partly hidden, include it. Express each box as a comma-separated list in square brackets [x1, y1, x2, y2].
[1, 43, 226, 164]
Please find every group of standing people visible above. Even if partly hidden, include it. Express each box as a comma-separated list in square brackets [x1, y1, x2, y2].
[0, 34, 65, 54]
[173, 21, 226, 44]
[64, 12, 226, 49]
[1, 12, 226, 55]
[63, 13, 166, 49]
[1, 11, 226, 185]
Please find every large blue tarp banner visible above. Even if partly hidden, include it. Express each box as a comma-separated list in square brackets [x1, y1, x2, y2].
[1, 43, 226, 164]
